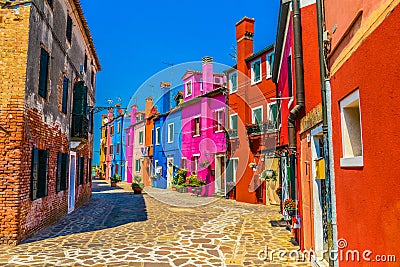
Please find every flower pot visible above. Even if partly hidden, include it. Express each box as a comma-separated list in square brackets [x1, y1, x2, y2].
[286, 209, 297, 217]
[132, 187, 142, 194]
[172, 186, 177, 191]
[111, 182, 117, 187]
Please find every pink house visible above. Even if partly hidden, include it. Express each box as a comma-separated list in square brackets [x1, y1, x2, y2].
[125, 105, 137, 183]
[181, 57, 227, 197]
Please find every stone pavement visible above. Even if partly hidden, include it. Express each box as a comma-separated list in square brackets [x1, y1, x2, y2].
[0, 179, 310, 267]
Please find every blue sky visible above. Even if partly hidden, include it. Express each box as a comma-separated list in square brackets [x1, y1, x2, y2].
[80, 0, 280, 163]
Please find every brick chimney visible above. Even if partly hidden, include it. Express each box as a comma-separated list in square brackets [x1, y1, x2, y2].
[145, 96, 154, 117]
[202, 56, 213, 93]
[236, 17, 255, 73]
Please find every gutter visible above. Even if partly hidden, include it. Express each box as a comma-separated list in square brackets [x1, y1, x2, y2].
[288, 0, 305, 150]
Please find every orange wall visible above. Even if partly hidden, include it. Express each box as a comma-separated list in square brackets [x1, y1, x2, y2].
[329, 4, 400, 266]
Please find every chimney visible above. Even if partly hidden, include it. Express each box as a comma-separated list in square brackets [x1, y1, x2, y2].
[236, 17, 255, 72]
[130, 104, 138, 125]
[160, 82, 171, 113]
[145, 96, 154, 117]
[202, 56, 213, 92]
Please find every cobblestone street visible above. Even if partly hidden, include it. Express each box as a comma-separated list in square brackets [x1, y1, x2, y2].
[0, 179, 310, 267]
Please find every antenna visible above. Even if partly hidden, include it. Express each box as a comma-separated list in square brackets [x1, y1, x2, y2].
[229, 44, 237, 61]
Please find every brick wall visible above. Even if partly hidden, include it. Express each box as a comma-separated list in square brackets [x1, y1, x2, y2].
[0, 4, 31, 245]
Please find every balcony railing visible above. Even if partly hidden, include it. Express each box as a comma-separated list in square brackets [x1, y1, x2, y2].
[71, 115, 89, 140]
[246, 121, 278, 136]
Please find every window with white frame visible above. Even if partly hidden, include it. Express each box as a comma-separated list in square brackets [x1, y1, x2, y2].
[229, 71, 238, 93]
[155, 127, 161, 145]
[135, 159, 141, 172]
[230, 113, 238, 137]
[193, 116, 201, 136]
[251, 58, 262, 84]
[215, 109, 224, 132]
[154, 160, 159, 175]
[267, 102, 278, 125]
[181, 157, 187, 169]
[193, 155, 199, 172]
[340, 89, 363, 167]
[230, 158, 238, 183]
[252, 106, 263, 124]
[127, 134, 130, 146]
[266, 52, 274, 79]
[168, 123, 174, 143]
[139, 131, 144, 144]
[185, 80, 192, 97]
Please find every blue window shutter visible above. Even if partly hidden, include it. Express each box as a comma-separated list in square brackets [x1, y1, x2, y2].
[39, 48, 49, 99]
[62, 77, 69, 114]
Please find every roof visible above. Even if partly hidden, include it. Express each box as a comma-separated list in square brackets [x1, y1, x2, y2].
[71, 0, 101, 70]
[272, 2, 291, 82]
[245, 44, 275, 63]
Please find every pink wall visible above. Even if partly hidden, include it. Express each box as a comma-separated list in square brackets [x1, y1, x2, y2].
[105, 108, 114, 180]
[125, 105, 137, 183]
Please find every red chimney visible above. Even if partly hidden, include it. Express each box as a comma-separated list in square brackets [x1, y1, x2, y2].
[236, 17, 255, 75]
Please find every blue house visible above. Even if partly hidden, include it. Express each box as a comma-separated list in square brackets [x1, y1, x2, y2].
[111, 109, 128, 181]
[153, 83, 183, 189]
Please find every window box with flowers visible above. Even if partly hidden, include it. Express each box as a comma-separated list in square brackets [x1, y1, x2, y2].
[283, 198, 297, 217]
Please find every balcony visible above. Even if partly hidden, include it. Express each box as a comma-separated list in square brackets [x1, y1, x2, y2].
[246, 121, 279, 136]
[71, 115, 89, 141]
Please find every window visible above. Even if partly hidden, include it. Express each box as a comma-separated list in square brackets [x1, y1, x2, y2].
[181, 158, 187, 169]
[193, 116, 201, 136]
[110, 125, 114, 136]
[214, 109, 224, 132]
[168, 123, 174, 143]
[267, 102, 278, 124]
[127, 134, 131, 146]
[154, 160, 159, 175]
[288, 54, 293, 98]
[251, 58, 262, 84]
[91, 71, 95, 88]
[30, 148, 49, 200]
[193, 155, 199, 172]
[115, 164, 119, 174]
[61, 77, 69, 114]
[155, 127, 161, 145]
[78, 157, 85, 185]
[230, 113, 238, 138]
[200, 78, 203, 92]
[229, 71, 238, 93]
[340, 90, 363, 167]
[139, 131, 144, 144]
[84, 53, 88, 73]
[56, 152, 68, 192]
[117, 122, 121, 133]
[88, 111, 94, 134]
[135, 159, 141, 172]
[185, 80, 192, 97]
[116, 143, 120, 154]
[39, 48, 50, 99]
[266, 52, 274, 79]
[88, 158, 92, 183]
[227, 158, 239, 183]
[66, 15, 72, 44]
[252, 106, 263, 124]
[109, 145, 113, 155]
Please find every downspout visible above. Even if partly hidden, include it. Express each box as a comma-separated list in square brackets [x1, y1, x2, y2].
[288, 0, 305, 150]
[316, 0, 338, 266]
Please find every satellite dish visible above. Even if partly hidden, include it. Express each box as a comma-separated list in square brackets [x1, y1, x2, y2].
[103, 118, 108, 124]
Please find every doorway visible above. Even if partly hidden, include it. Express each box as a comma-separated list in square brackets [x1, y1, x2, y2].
[167, 157, 174, 189]
[68, 152, 76, 213]
[214, 155, 226, 195]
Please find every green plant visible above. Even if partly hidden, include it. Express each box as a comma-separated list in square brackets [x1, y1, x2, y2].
[259, 170, 278, 182]
[283, 198, 297, 210]
[200, 160, 210, 168]
[172, 169, 187, 185]
[133, 176, 142, 183]
[110, 174, 121, 183]
[187, 174, 206, 187]
[131, 182, 144, 190]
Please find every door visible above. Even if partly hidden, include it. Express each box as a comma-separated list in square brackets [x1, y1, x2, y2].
[68, 152, 76, 213]
[311, 129, 329, 264]
[167, 157, 174, 189]
[215, 155, 226, 195]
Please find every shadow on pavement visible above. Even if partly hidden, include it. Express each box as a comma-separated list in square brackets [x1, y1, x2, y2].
[21, 178, 148, 244]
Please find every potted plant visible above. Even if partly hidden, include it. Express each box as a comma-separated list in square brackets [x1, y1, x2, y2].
[248, 162, 258, 170]
[110, 174, 121, 187]
[283, 198, 297, 216]
[199, 160, 210, 168]
[131, 182, 144, 194]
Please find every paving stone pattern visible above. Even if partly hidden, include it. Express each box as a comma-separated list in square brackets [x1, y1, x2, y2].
[0, 179, 310, 266]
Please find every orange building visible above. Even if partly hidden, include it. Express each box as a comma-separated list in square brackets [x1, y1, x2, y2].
[226, 17, 278, 205]
[324, 0, 400, 266]
[143, 97, 156, 187]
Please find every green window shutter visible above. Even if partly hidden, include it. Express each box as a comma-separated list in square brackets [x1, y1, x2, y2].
[37, 150, 49, 198]
[30, 148, 39, 200]
[62, 77, 69, 114]
[72, 81, 88, 116]
[56, 152, 62, 192]
[231, 115, 238, 131]
[39, 48, 49, 99]
[61, 153, 69, 191]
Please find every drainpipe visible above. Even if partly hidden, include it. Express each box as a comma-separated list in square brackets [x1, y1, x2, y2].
[316, 0, 338, 266]
[288, 0, 305, 150]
